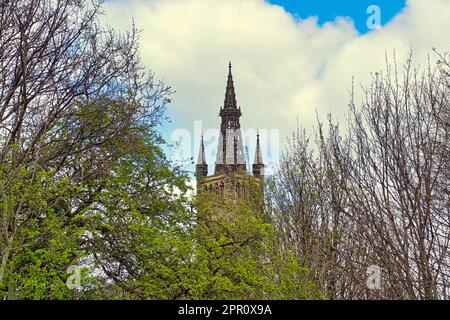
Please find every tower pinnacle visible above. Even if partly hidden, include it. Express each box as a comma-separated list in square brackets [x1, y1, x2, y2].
[253, 132, 264, 177]
[196, 63, 265, 199]
[215, 62, 246, 174]
[195, 134, 208, 182]
[197, 134, 206, 165]
[224, 61, 237, 109]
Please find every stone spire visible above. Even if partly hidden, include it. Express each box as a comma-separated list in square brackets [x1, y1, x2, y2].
[195, 62, 265, 200]
[215, 62, 246, 174]
[197, 134, 206, 164]
[196, 134, 208, 180]
[224, 61, 237, 109]
[252, 132, 264, 177]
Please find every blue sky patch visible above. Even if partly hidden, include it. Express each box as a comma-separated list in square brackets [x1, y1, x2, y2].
[267, 0, 407, 34]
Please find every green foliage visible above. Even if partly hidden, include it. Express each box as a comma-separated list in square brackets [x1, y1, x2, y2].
[187, 190, 322, 300]
[0, 149, 322, 300]
[0, 165, 85, 299]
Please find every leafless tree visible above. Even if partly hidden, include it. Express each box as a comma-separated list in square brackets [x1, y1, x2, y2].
[269, 51, 449, 299]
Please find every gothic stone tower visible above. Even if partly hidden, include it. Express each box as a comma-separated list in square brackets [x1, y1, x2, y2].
[196, 62, 264, 199]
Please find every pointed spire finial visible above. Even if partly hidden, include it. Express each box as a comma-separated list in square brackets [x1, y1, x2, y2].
[197, 134, 207, 165]
[254, 131, 263, 165]
[224, 61, 237, 109]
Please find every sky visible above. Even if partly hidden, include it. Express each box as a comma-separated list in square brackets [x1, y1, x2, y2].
[103, 0, 449, 178]
[268, 0, 406, 34]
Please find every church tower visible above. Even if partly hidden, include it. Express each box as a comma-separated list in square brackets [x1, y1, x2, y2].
[195, 63, 264, 198]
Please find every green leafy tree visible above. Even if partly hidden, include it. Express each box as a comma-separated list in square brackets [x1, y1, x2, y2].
[0, 164, 88, 299]
[0, 0, 177, 299]
[187, 181, 322, 300]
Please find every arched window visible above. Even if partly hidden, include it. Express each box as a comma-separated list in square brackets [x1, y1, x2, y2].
[236, 183, 241, 199]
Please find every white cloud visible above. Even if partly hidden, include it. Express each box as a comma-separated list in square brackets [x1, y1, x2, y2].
[103, 0, 449, 165]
